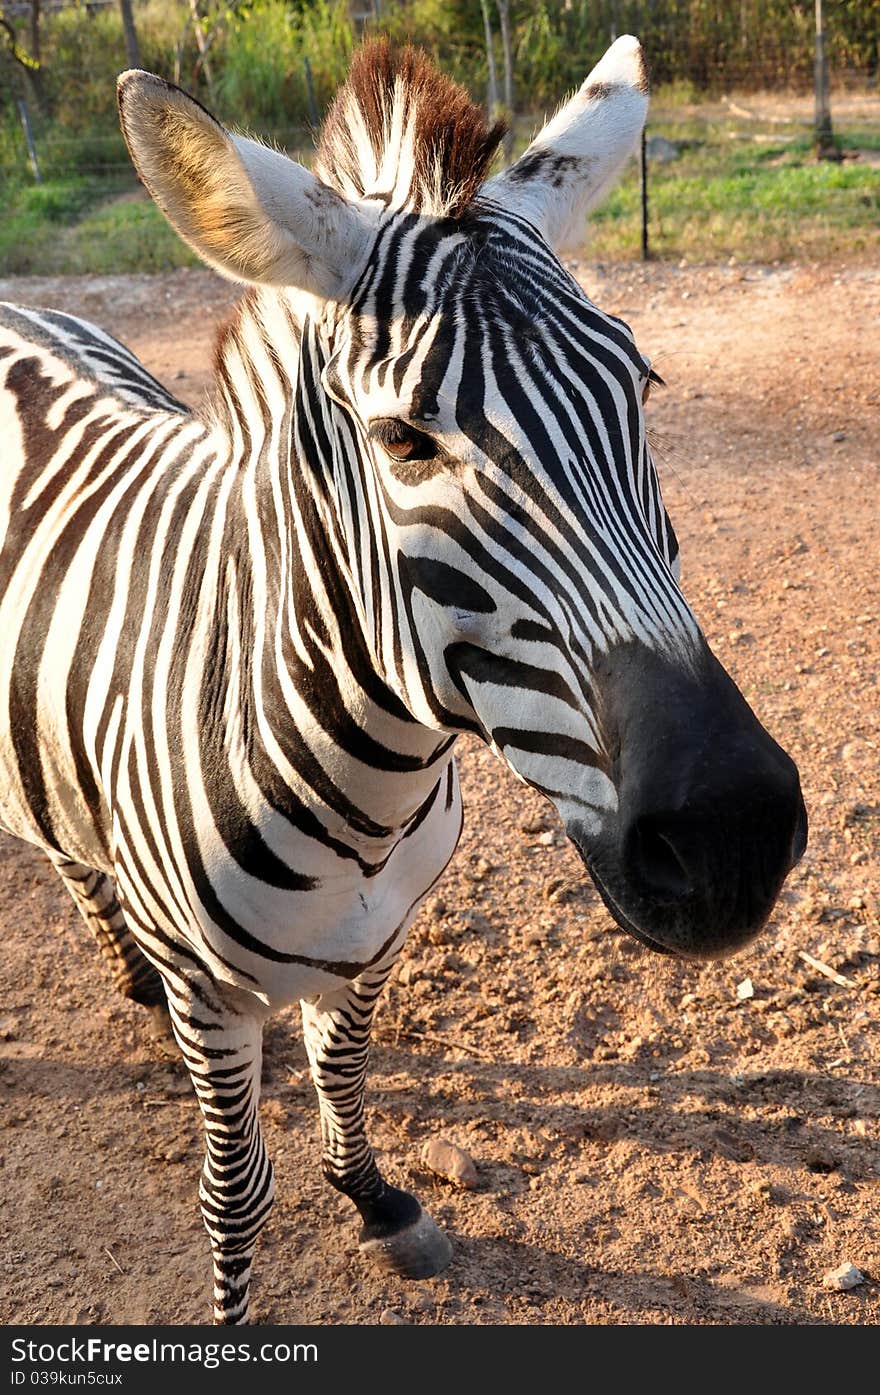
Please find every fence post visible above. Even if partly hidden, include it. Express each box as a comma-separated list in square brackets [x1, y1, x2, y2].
[17, 100, 42, 184]
[303, 57, 318, 128]
[640, 127, 649, 260]
[813, 0, 839, 159]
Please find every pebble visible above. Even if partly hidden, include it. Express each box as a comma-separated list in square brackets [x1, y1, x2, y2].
[521, 815, 548, 834]
[821, 1262, 864, 1292]
[736, 977, 755, 1001]
[806, 1144, 838, 1174]
[427, 922, 453, 946]
[831, 431, 847, 443]
[713, 1128, 755, 1163]
[421, 1138, 479, 1190]
[748, 1178, 773, 1204]
[379, 1307, 408, 1325]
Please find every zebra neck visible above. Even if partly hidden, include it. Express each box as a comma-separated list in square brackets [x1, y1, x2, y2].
[212, 288, 454, 844]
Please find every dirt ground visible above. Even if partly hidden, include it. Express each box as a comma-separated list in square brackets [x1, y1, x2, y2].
[0, 257, 877, 1327]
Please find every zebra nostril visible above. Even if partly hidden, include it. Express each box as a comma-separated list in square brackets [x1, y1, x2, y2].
[626, 816, 694, 901]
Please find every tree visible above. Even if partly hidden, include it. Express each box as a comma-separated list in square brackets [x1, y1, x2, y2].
[496, 0, 514, 163]
[119, 0, 142, 70]
[0, 3, 46, 113]
[479, 0, 499, 118]
[814, 0, 840, 160]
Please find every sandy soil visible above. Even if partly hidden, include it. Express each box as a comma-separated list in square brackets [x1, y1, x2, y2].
[0, 259, 877, 1327]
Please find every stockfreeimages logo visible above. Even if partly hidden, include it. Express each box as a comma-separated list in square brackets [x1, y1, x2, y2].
[10, 1339, 316, 1372]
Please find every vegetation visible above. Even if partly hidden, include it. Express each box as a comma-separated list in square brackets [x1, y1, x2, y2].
[587, 109, 880, 263]
[0, 1, 878, 274]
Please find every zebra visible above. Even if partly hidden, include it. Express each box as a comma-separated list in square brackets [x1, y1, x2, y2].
[0, 36, 806, 1325]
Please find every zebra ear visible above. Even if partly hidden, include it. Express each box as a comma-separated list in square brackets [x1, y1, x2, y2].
[482, 35, 648, 252]
[117, 71, 372, 296]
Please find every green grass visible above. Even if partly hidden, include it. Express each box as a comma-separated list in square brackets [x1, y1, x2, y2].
[1, 102, 878, 275]
[0, 181, 197, 275]
[586, 115, 880, 263]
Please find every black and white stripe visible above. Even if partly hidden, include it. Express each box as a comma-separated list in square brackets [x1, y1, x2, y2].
[0, 39, 800, 1324]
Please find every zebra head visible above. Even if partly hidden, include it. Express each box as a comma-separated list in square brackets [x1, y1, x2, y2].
[118, 37, 806, 962]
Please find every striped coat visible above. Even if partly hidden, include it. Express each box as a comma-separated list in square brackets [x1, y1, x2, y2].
[0, 36, 805, 1323]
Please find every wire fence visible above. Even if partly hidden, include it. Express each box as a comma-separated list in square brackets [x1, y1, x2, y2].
[4, 70, 878, 187]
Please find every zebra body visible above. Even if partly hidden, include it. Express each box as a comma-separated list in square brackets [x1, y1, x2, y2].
[0, 301, 462, 1009]
[0, 37, 806, 1323]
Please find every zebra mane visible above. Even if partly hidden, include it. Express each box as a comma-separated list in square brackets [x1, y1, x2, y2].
[314, 39, 506, 218]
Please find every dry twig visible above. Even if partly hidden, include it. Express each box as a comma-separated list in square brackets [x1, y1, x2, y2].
[797, 950, 856, 988]
[380, 1027, 491, 1059]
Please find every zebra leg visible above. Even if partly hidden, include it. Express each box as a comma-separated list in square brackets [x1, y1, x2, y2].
[50, 855, 172, 1038]
[301, 968, 453, 1280]
[165, 988, 275, 1325]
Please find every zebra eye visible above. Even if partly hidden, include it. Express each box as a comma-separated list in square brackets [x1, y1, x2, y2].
[370, 418, 440, 463]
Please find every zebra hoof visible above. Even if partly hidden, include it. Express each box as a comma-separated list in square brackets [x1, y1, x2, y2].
[359, 1207, 453, 1280]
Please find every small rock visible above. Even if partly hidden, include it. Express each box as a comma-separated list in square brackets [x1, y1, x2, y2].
[536, 830, 555, 846]
[806, 1144, 838, 1174]
[427, 922, 453, 946]
[822, 1262, 864, 1292]
[831, 431, 847, 443]
[379, 1307, 409, 1325]
[521, 815, 547, 835]
[736, 977, 755, 1001]
[397, 961, 415, 986]
[421, 1138, 479, 1190]
[424, 897, 446, 919]
[713, 1128, 755, 1163]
